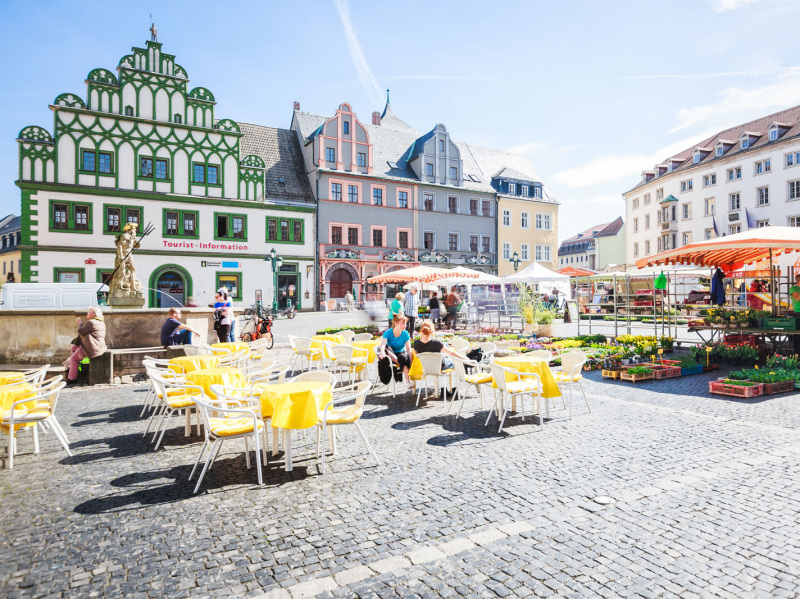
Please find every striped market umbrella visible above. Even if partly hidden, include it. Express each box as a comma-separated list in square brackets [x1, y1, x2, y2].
[367, 265, 480, 284]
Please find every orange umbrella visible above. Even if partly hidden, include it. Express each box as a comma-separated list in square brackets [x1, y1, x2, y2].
[636, 226, 800, 271]
[367, 265, 479, 284]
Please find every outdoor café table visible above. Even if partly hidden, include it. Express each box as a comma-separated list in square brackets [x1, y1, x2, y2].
[311, 334, 345, 360]
[260, 381, 333, 472]
[350, 339, 381, 364]
[0, 372, 25, 386]
[186, 367, 244, 399]
[211, 341, 251, 356]
[168, 354, 220, 374]
[492, 356, 561, 417]
[0, 382, 38, 432]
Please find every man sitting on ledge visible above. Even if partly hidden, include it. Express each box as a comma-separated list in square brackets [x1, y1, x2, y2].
[161, 307, 199, 347]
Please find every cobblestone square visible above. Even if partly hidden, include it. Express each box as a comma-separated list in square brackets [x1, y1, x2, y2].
[2, 354, 800, 598]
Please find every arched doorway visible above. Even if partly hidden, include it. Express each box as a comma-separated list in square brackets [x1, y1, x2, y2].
[330, 268, 353, 299]
[149, 264, 193, 308]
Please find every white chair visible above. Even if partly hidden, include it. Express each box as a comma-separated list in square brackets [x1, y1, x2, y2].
[219, 349, 248, 369]
[289, 370, 338, 387]
[188, 394, 264, 493]
[554, 351, 590, 419]
[316, 381, 379, 473]
[287, 336, 323, 373]
[466, 342, 497, 365]
[487, 363, 543, 433]
[414, 353, 454, 407]
[211, 383, 273, 462]
[529, 350, 553, 362]
[1, 377, 70, 469]
[331, 344, 369, 385]
[352, 333, 373, 342]
[141, 358, 186, 417]
[147, 374, 203, 450]
[336, 330, 356, 343]
[245, 365, 288, 388]
[450, 356, 493, 418]
[449, 337, 470, 353]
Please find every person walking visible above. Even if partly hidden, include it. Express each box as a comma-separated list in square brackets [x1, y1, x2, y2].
[388, 292, 405, 329]
[220, 288, 237, 342]
[213, 289, 233, 343]
[160, 307, 199, 347]
[345, 290, 354, 312]
[403, 286, 419, 334]
[429, 291, 441, 323]
[66, 306, 107, 386]
[445, 287, 460, 327]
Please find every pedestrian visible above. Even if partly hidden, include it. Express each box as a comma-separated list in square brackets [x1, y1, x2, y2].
[6, 272, 15, 283]
[429, 291, 441, 323]
[185, 296, 200, 307]
[66, 306, 107, 386]
[403, 286, 419, 334]
[160, 307, 198, 347]
[213, 289, 233, 343]
[377, 314, 413, 387]
[345, 290, 354, 312]
[218, 288, 237, 342]
[445, 287, 460, 327]
[388, 292, 405, 329]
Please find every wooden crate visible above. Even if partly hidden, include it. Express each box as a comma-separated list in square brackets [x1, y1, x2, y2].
[652, 365, 681, 380]
[620, 370, 655, 382]
[602, 369, 622, 379]
[708, 379, 763, 398]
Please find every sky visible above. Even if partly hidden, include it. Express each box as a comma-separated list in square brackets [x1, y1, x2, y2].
[1, 0, 799, 242]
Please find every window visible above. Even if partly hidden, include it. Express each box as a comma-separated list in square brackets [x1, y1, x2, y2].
[683, 232, 692, 246]
[729, 193, 740, 211]
[125, 208, 139, 226]
[348, 227, 359, 246]
[521, 244, 529, 260]
[741, 137, 749, 149]
[357, 152, 366, 167]
[193, 163, 205, 183]
[372, 187, 383, 206]
[398, 231, 409, 249]
[536, 213, 551, 230]
[649, 192, 656, 203]
[521, 185, 529, 196]
[470, 198, 478, 215]
[680, 179, 693, 192]
[705, 197, 715, 216]
[716, 146, 724, 157]
[790, 216, 800, 227]
[448, 233, 459, 251]
[267, 218, 277, 241]
[155, 159, 168, 179]
[426, 163, 434, 176]
[326, 147, 335, 162]
[293, 220, 303, 242]
[521, 212, 529, 229]
[703, 174, 716, 187]
[348, 185, 358, 203]
[140, 157, 153, 178]
[125, 106, 134, 116]
[693, 152, 701, 164]
[448, 196, 458, 214]
[502, 210, 510, 227]
[193, 163, 218, 184]
[207, 165, 219, 185]
[81, 150, 95, 172]
[645, 240, 650, 255]
[215, 213, 247, 240]
[644, 214, 650, 229]
[785, 152, 800, 167]
[53, 203, 68, 229]
[533, 187, 542, 198]
[99, 152, 112, 174]
[331, 183, 342, 201]
[755, 159, 771, 175]
[482, 236, 491, 253]
[216, 273, 241, 301]
[424, 193, 434, 211]
[342, 121, 349, 134]
[469, 235, 478, 252]
[398, 191, 408, 208]
[183, 212, 196, 237]
[450, 166, 458, 180]
[633, 218, 638, 233]
[535, 245, 551, 261]
[106, 207, 120, 233]
[757, 219, 769, 228]
[74, 206, 89, 230]
[632, 198, 639, 209]
[280, 220, 289, 241]
[372, 229, 383, 247]
[727, 166, 742, 181]
[705, 228, 714, 240]
[54, 268, 84, 283]
[482, 200, 491, 216]
[174, 114, 182, 124]
[502, 243, 511, 260]
[439, 140, 445, 152]
[633, 242, 639, 258]
[508, 183, 516, 195]
[758, 186, 769, 206]
[104, 206, 142, 234]
[769, 128, 778, 141]
[789, 181, 800, 201]
[730, 224, 741, 234]
[424, 232, 435, 249]
[79, 150, 113, 174]
[331, 226, 342, 244]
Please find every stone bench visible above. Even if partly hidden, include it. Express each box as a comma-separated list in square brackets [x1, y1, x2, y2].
[89, 347, 167, 385]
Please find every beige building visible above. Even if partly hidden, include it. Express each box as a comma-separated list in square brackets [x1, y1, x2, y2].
[558, 217, 625, 271]
[0, 214, 21, 283]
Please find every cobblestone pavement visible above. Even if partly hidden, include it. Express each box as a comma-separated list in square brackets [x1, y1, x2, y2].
[2, 349, 800, 598]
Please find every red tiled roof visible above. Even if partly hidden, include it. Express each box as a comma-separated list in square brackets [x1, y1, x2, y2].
[560, 216, 624, 246]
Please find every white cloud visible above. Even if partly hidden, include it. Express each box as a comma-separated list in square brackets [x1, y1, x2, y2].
[334, 0, 383, 106]
[711, 0, 759, 12]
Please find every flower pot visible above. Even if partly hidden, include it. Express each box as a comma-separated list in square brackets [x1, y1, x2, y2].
[539, 324, 552, 337]
[524, 323, 539, 335]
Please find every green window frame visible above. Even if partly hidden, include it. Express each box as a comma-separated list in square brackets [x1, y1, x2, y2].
[97, 269, 114, 285]
[192, 162, 222, 187]
[216, 272, 243, 302]
[49, 200, 93, 234]
[103, 204, 144, 235]
[266, 217, 304, 244]
[80, 150, 114, 174]
[54, 267, 85, 283]
[162, 208, 200, 239]
[214, 212, 247, 241]
[140, 156, 170, 180]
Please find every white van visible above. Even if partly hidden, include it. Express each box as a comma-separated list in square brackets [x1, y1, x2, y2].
[0, 283, 109, 310]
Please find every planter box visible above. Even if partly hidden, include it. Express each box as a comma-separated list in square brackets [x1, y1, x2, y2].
[680, 365, 704, 376]
[764, 316, 798, 331]
[620, 371, 655, 382]
[708, 379, 764, 398]
[602, 368, 622, 379]
[652, 365, 681, 379]
[763, 380, 795, 395]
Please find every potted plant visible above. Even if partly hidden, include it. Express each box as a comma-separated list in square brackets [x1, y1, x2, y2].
[535, 309, 554, 337]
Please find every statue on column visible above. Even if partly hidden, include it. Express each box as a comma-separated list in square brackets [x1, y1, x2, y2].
[150, 22, 158, 42]
[109, 223, 145, 308]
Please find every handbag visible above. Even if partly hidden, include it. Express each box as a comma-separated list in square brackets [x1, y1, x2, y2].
[213, 309, 221, 331]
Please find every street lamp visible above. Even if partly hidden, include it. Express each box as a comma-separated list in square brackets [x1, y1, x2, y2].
[264, 248, 284, 312]
[510, 251, 522, 272]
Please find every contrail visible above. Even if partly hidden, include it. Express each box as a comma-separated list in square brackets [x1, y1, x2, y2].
[334, 0, 383, 106]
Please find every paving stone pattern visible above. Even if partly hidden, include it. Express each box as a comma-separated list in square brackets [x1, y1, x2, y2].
[2, 350, 800, 598]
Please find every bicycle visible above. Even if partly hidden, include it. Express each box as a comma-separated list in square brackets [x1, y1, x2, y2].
[240, 303, 274, 349]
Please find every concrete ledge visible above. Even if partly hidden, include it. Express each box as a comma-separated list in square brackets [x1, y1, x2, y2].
[89, 347, 167, 386]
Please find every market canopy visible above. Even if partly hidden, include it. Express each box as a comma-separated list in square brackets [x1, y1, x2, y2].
[446, 266, 501, 285]
[503, 261, 569, 283]
[557, 267, 597, 277]
[367, 264, 480, 284]
[636, 226, 800, 271]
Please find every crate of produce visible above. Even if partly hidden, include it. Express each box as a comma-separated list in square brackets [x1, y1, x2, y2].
[708, 379, 764, 398]
[634, 300, 653, 307]
[723, 334, 758, 348]
[762, 380, 795, 395]
[636, 288, 665, 295]
[620, 368, 655, 382]
[602, 368, 622, 380]
[681, 364, 704, 376]
[652, 365, 681, 379]
[763, 316, 798, 331]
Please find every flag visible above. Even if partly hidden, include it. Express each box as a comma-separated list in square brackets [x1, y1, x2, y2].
[745, 207, 757, 230]
[712, 216, 719, 237]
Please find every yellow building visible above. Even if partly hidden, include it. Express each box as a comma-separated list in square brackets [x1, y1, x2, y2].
[495, 170, 559, 276]
[0, 214, 21, 284]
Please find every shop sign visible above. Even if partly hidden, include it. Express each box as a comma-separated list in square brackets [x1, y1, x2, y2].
[85, 258, 96, 265]
[201, 261, 241, 268]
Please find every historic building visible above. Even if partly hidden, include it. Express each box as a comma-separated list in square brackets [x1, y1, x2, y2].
[0, 214, 21, 281]
[16, 37, 315, 309]
[624, 104, 800, 264]
[292, 95, 555, 306]
[558, 217, 625, 271]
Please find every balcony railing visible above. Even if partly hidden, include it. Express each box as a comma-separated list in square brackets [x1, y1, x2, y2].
[319, 243, 496, 265]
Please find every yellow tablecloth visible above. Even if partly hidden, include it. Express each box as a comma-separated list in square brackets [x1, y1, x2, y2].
[211, 341, 251, 357]
[0, 383, 38, 431]
[311, 334, 345, 360]
[0, 372, 25, 386]
[186, 367, 243, 399]
[493, 356, 560, 398]
[168, 355, 220, 374]
[408, 356, 423, 381]
[260, 381, 333, 430]
[351, 340, 381, 364]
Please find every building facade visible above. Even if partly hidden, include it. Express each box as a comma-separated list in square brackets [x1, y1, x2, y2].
[0, 214, 21, 281]
[558, 217, 625, 271]
[624, 104, 800, 264]
[16, 38, 316, 309]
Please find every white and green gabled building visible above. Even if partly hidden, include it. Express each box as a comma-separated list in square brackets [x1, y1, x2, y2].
[16, 39, 316, 309]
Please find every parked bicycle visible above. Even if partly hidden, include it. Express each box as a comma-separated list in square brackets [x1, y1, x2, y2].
[240, 303, 274, 348]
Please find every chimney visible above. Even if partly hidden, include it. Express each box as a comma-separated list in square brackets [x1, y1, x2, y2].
[293, 101, 300, 111]
[372, 111, 381, 126]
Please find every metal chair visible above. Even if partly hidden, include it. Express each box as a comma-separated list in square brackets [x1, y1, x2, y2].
[554, 351, 590, 419]
[316, 381, 379, 473]
[414, 353, 454, 407]
[487, 363, 543, 433]
[450, 356, 493, 417]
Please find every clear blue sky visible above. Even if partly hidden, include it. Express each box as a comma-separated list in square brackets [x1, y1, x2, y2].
[1, 0, 799, 242]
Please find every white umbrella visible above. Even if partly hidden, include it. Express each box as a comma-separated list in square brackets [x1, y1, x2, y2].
[503, 261, 569, 283]
[447, 266, 502, 285]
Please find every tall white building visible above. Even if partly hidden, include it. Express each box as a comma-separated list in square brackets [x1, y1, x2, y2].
[624, 105, 800, 264]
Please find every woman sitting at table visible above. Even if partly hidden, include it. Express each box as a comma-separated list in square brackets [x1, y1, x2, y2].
[378, 314, 413, 386]
[412, 320, 466, 372]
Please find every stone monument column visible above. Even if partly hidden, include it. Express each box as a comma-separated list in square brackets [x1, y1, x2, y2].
[109, 223, 146, 308]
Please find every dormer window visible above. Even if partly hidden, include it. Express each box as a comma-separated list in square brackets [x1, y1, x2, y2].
[716, 145, 724, 157]
[769, 128, 778, 142]
[508, 183, 516, 195]
[693, 151, 701, 164]
[425, 163, 433, 176]
[741, 137, 750, 149]
[342, 121, 350, 134]
[521, 185, 529, 196]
